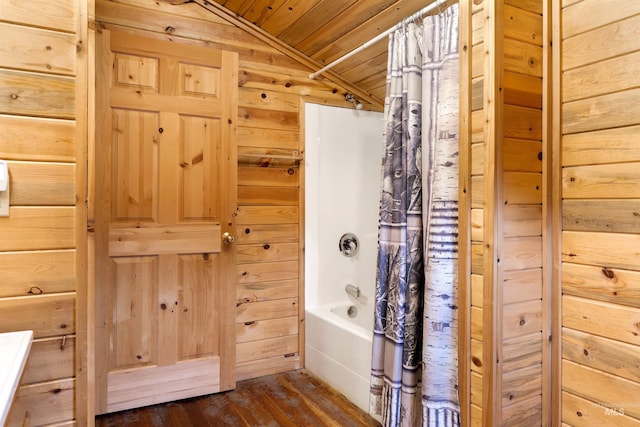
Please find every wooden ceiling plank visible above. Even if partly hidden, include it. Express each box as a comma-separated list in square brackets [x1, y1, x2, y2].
[278, 0, 359, 47]
[192, 0, 384, 108]
[223, 0, 256, 16]
[355, 72, 388, 91]
[330, 38, 388, 75]
[294, 0, 399, 55]
[369, 85, 387, 102]
[311, 0, 440, 64]
[260, 0, 318, 36]
[340, 51, 388, 83]
[140, 0, 234, 25]
[242, 0, 288, 26]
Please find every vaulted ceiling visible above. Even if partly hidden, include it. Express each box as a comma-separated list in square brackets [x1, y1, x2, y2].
[192, 0, 447, 109]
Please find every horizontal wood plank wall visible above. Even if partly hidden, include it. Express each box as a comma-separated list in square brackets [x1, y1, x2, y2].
[458, 0, 472, 424]
[0, 0, 80, 425]
[95, 0, 360, 383]
[469, 0, 545, 424]
[560, 0, 640, 425]
[500, 1, 544, 425]
[468, 0, 485, 425]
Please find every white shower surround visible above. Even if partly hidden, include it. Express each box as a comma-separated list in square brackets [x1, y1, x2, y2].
[304, 103, 383, 414]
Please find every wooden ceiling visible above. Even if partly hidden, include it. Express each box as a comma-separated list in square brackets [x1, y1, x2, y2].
[194, 0, 445, 109]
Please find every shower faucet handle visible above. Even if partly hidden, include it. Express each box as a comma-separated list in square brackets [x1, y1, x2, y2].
[339, 233, 359, 257]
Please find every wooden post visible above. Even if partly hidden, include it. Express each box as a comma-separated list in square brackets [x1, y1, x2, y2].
[482, 0, 505, 425]
[75, 0, 93, 424]
[457, 0, 473, 425]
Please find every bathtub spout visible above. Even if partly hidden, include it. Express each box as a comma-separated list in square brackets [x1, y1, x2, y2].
[345, 284, 360, 298]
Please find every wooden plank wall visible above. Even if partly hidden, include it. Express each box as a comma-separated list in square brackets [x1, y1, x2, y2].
[499, 0, 544, 424]
[463, 0, 544, 424]
[0, 1, 86, 426]
[468, 1, 485, 425]
[94, 0, 360, 384]
[559, 0, 640, 425]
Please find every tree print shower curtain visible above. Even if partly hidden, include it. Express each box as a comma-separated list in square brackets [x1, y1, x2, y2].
[370, 4, 460, 426]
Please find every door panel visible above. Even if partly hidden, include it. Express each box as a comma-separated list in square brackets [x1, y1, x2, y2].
[95, 30, 238, 414]
[180, 63, 220, 97]
[110, 256, 158, 370]
[111, 109, 159, 222]
[114, 53, 159, 91]
[178, 254, 220, 360]
[179, 115, 222, 221]
[106, 357, 221, 413]
[109, 224, 221, 256]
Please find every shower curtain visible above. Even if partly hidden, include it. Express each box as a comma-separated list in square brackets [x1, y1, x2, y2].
[370, 4, 460, 426]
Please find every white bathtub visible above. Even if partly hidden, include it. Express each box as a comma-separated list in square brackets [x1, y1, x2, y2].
[305, 301, 373, 414]
[304, 104, 382, 417]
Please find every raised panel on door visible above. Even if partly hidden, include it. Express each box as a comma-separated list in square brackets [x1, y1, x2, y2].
[111, 109, 159, 223]
[178, 253, 220, 360]
[110, 256, 158, 370]
[114, 53, 159, 92]
[95, 30, 238, 414]
[179, 63, 220, 98]
[179, 115, 222, 221]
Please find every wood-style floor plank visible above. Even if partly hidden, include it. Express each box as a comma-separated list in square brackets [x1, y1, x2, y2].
[96, 370, 381, 426]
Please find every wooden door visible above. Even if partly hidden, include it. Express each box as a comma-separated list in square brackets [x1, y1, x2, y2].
[94, 30, 238, 414]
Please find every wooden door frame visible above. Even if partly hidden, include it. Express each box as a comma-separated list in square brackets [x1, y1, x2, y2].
[77, 0, 95, 424]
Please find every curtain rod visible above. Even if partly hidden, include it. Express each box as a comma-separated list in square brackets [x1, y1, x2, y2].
[309, 0, 450, 80]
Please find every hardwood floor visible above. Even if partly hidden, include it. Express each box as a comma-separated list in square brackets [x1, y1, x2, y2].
[95, 370, 381, 426]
